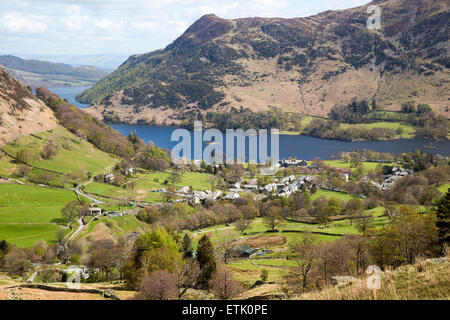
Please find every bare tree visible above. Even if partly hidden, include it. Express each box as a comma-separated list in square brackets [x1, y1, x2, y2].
[235, 218, 251, 234]
[355, 213, 375, 235]
[137, 270, 178, 300]
[290, 233, 317, 289]
[16, 165, 30, 177]
[209, 267, 242, 300]
[178, 258, 201, 298]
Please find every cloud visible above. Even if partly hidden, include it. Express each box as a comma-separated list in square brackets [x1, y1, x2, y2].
[0, 0, 371, 56]
[0, 12, 49, 33]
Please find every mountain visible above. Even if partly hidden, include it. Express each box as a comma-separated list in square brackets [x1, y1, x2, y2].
[0, 55, 108, 88]
[78, 0, 449, 125]
[0, 67, 57, 146]
[13, 54, 129, 72]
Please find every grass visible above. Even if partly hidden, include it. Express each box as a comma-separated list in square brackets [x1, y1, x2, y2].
[340, 121, 416, 139]
[438, 183, 449, 194]
[0, 224, 65, 248]
[135, 171, 213, 191]
[83, 171, 215, 203]
[84, 182, 137, 200]
[2, 126, 117, 177]
[75, 214, 148, 242]
[324, 160, 396, 175]
[0, 184, 77, 247]
[310, 189, 358, 201]
[300, 259, 450, 300]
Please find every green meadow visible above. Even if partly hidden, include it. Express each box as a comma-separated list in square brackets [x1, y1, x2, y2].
[0, 184, 76, 246]
[2, 126, 117, 177]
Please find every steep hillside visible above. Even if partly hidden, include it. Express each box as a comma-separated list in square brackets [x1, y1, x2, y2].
[78, 0, 449, 125]
[0, 67, 57, 146]
[0, 55, 108, 88]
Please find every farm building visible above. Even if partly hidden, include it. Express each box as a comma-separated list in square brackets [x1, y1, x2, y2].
[233, 246, 259, 258]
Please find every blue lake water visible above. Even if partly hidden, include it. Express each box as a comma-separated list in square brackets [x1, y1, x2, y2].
[53, 87, 450, 161]
[50, 86, 91, 109]
[109, 123, 450, 161]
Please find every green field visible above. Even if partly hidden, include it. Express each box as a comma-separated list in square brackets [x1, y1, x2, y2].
[340, 121, 415, 139]
[0, 184, 76, 246]
[310, 189, 358, 201]
[2, 126, 117, 178]
[324, 160, 396, 174]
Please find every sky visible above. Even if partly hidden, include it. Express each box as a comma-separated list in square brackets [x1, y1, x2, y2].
[0, 0, 371, 58]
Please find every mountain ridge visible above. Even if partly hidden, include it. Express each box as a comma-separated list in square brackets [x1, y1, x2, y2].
[78, 0, 449, 125]
[0, 55, 108, 88]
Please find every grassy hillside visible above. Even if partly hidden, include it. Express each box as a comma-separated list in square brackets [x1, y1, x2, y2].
[300, 258, 450, 300]
[2, 126, 118, 178]
[0, 184, 77, 247]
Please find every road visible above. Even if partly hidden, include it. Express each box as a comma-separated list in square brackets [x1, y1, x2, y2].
[65, 217, 85, 246]
[75, 186, 104, 204]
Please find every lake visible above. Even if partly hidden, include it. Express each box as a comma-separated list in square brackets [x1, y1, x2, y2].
[51, 86, 91, 109]
[109, 123, 450, 161]
[53, 87, 450, 161]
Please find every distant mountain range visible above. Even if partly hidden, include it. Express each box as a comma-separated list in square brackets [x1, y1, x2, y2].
[77, 0, 449, 125]
[0, 55, 108, 88]
[11, 53, 129, 72]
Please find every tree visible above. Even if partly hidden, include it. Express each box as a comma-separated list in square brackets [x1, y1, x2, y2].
[178, 258, 201, 298]
[137, 270, 178, 300]
[263, 206, 284, 231]
[122, 227, 183, 289]
[346, 198, 364, 225]
[355, 213, 375, 235]
[181, 233, 193, 259]
[88, 239, 125, 281]
[168, 171, 181, 187]
[315, 210, 331, 227]
[209, 267, 242, 300]
[218, 231, 239, 264]
[112, 172, 125, 187]
[367, 206, 438, 268]
[436, 190, 450, 249]
[425, 167, 448, 187]
[15, 164, 30, 178]
[196, 235, 217, 288]
[235, 218, 251, 234]
[290, 233, 317, 289]
[327, 197, 343, 216]
[40, 140, 59, 159]
[248, 164, 257, 178]
[61, 201, 81, 225]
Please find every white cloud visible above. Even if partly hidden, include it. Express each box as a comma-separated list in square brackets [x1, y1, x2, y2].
[0, 12, 49, 33]
[0, 0, 370, 56]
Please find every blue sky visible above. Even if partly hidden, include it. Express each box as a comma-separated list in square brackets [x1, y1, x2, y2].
[0, 0, 370, 57]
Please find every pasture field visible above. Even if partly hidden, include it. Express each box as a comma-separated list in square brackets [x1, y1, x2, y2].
[324, 160, 396, 174]
[339, 121, 415, 139]
[2, 126, 117, 177]
[0, 184, 76, 246]
[83, 171, 213, 203]
[310, 189, 358, 201]
[83, 182, 137, 200]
